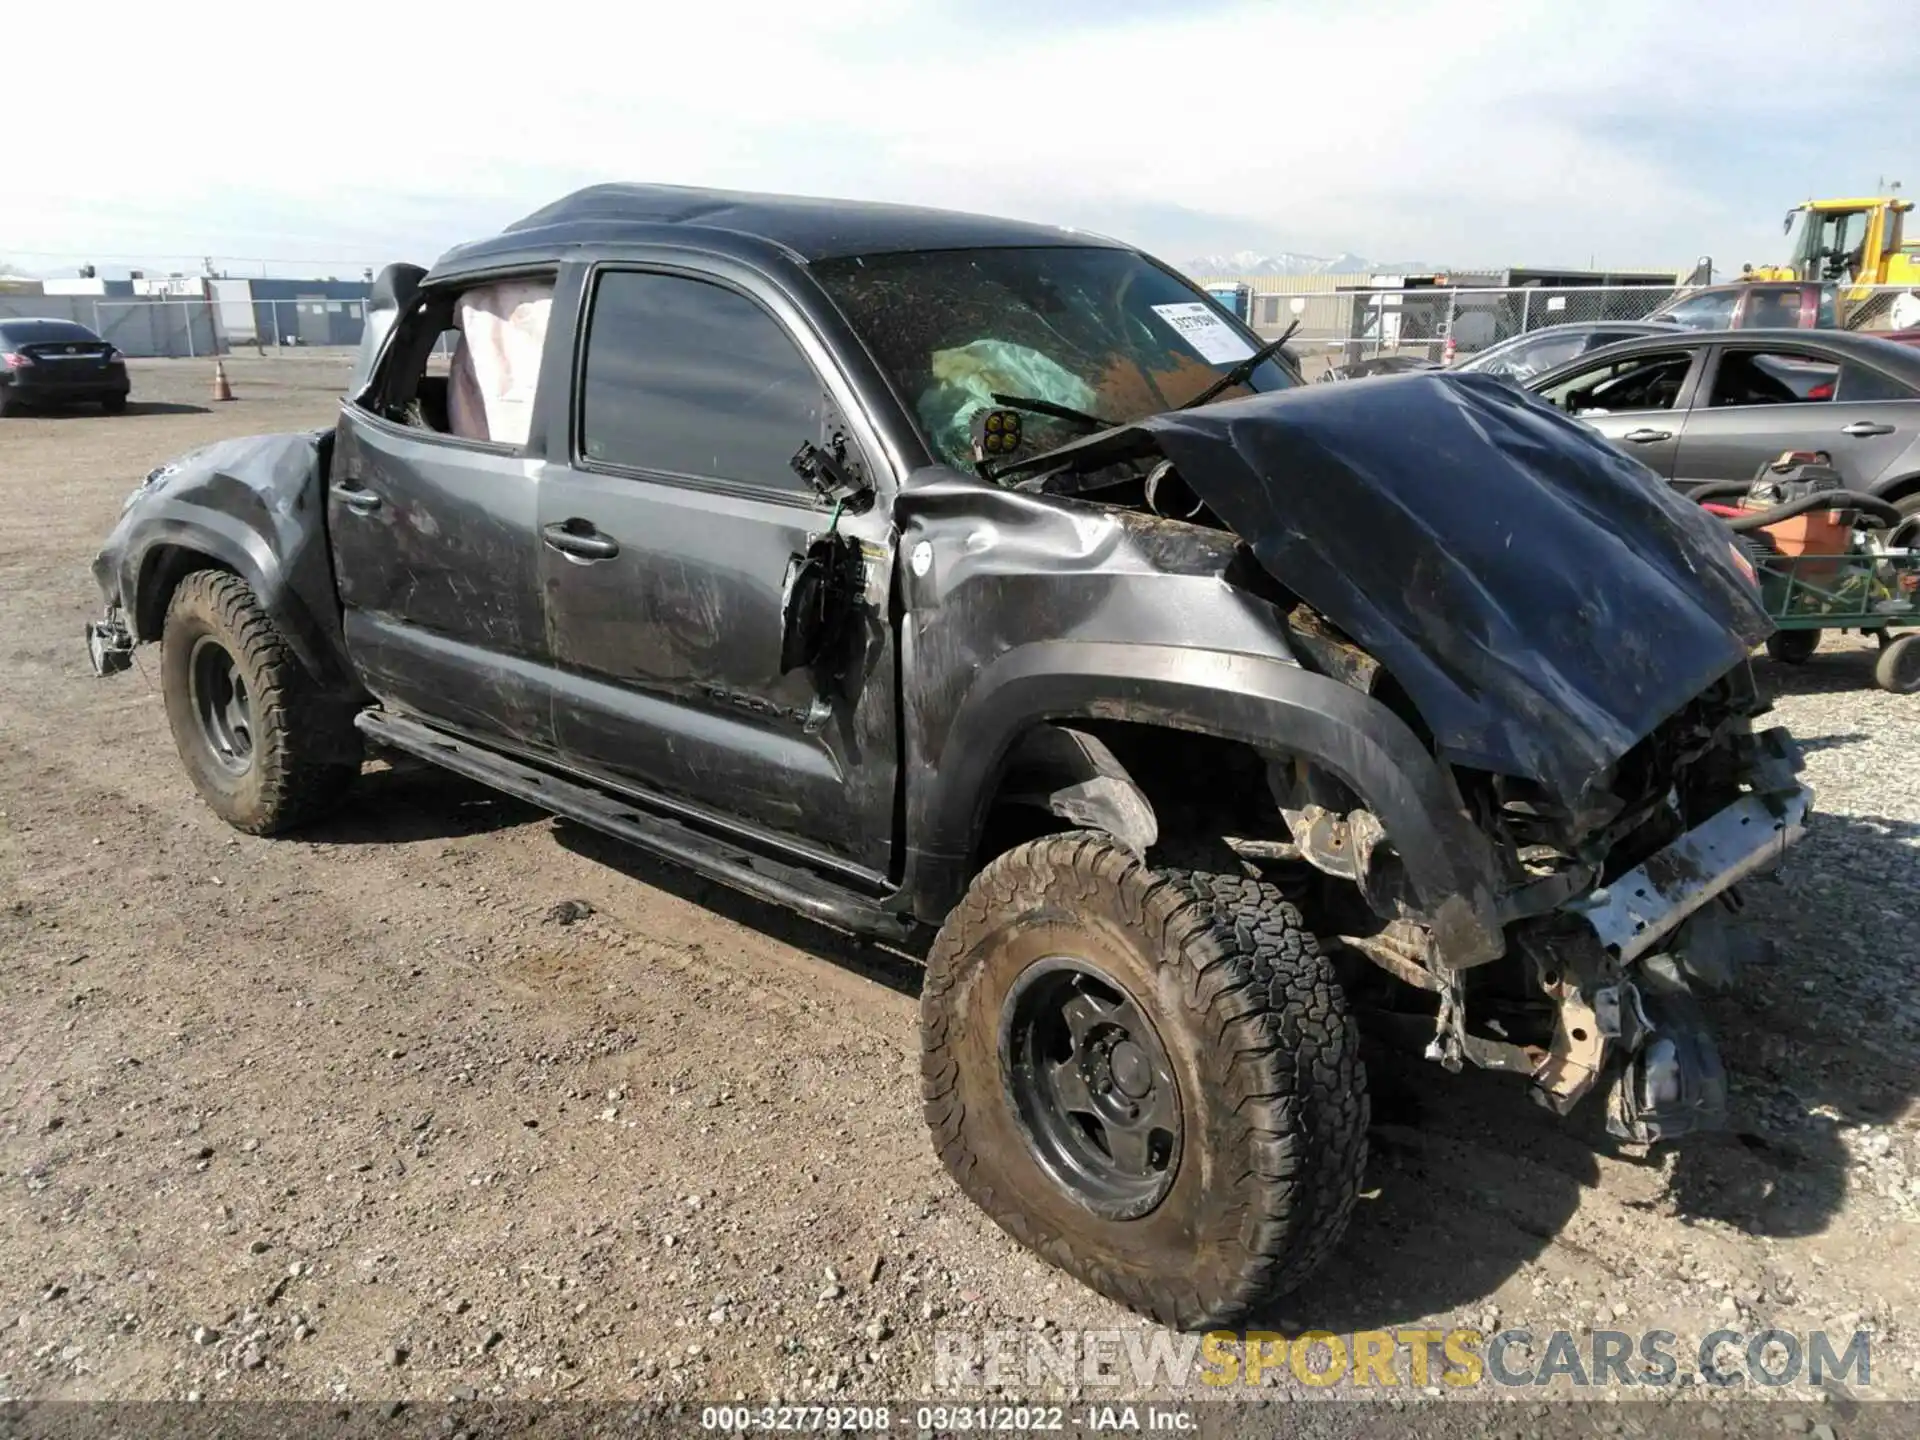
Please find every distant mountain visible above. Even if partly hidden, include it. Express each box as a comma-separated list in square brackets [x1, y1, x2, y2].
[1184, 250, 1428, 277]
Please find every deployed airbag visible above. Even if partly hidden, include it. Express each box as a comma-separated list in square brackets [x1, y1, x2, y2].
[448, 280, 553, 446]
[917, 340, 1097, 464]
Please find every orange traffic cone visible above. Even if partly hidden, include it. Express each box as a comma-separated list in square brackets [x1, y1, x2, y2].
[211, 360, 234, 402]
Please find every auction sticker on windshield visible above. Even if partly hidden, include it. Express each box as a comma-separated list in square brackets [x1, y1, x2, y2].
[1150, 302, 1256, 365]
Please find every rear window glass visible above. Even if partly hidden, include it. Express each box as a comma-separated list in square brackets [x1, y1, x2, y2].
[1841, 362, 1914, 402]
[1708, 351, 1838, 406]
[0, 319, 102, 345]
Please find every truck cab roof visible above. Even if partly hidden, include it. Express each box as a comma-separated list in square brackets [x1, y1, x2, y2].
[431, 183, 1123, 280]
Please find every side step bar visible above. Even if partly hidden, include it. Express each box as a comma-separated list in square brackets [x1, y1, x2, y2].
[356, 710, 918, 943]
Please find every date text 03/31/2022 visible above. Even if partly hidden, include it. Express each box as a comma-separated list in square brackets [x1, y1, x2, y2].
[698, 1404, 1193, 1432]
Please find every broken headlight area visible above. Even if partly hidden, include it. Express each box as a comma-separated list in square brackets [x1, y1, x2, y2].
[1462, 715, 1804, 1142]
[1259, 662, 1807, 1145]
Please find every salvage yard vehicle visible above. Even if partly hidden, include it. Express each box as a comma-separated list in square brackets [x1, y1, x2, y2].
[1743, 195, 1920, 329]
[1647, 281, 1839, 332]
[90, 185, 1811, 1330]
[0, 317, 130, 415]
[1453, 320, 1682, 382]
[1527, 328, 1920, 524]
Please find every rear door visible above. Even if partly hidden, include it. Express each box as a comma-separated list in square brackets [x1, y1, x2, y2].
[1532, 344, 1704, 479]
[328, 272, 562, 755]
[1672, 342, 1916, 491]
[535, 261, 901, 876]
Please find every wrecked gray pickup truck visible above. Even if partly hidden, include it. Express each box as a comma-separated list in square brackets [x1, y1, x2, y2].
[90, 185, 1809, 1330]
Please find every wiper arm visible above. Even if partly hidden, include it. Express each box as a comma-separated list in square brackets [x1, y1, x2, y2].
[1176, 320, 1300, 411]
[990, 392, 1114, 432]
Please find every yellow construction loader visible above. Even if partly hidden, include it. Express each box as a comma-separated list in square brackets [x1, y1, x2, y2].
[1745, 197, 1920, 326]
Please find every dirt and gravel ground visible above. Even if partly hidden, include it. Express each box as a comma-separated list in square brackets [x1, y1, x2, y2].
[3, 356, 1918, 1433]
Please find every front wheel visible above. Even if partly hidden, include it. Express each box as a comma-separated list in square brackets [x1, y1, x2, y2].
[920, 833, 1367, 1330]
[160, 570, 360, 833]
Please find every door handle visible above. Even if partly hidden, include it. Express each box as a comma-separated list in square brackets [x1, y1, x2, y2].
[329, 483, 382, 514]
[1623, 428, 1673, 443]
[542, 521, 620, 561]
[1841, 420, 1896, 437]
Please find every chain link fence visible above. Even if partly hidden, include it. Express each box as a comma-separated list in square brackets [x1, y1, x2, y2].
[12, 279, 1920, 375]
[1212, 280, 1920, 379]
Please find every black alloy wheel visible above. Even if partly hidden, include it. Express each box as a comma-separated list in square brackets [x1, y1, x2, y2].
[188, 635, 255, 774]
[1000, 959, 1181, 1221]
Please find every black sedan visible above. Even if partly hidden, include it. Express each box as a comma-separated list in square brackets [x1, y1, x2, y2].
[1453, 320, 1683, 381]
[1524, 328, 1920, 521]
[0, 318, 130, 415]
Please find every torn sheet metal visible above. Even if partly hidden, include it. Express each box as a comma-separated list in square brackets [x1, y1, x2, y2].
[1017, 373, 1773, 804]
[92, 429, 354, 691]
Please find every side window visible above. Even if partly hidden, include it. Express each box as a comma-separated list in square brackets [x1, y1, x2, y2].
[1522, 332, 1585, 373]
[1739, 287, 1804, 330]
[1491, 331, 1582, 378]
[580, 271, 824, 494]
[1538, 350, 1693, 415]
[1662, 290, 1738, 330]
[364, 277, 553, 446]
[1708, 350, 1839, 407]
[1817, 286, 1838, 328]
[1840, 362, 1915, 402]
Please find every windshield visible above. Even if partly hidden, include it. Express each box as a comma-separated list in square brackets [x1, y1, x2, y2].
[813, 246, 1298, 469]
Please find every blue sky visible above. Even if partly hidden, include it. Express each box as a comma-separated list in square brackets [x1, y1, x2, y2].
[6, 0, 1917, 279]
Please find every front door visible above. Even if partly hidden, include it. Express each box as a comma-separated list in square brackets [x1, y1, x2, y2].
[536, 266, 899, 876]
[1534, 345, 1702, 480]
[1673, 344, 1915, 491]
[329, 276, 558, 754]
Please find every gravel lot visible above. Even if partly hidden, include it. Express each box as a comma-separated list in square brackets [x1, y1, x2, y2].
[3, 356, 1918, 1432]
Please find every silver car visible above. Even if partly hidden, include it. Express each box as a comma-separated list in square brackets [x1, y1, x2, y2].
[1525, 328, 1920, 524]
[1454, 320, 1682, 381]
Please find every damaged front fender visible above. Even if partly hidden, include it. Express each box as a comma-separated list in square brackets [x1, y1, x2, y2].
[91, 429, 359, 696]
[910, 638, 1508, 965]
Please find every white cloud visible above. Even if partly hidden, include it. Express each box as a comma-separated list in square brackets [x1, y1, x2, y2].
[8, 0, 1917, 274]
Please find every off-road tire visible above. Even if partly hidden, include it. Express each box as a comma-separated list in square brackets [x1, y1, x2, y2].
[921, 832, 1367, 1330]
[160, 570, 359, 834]
[1765, 629, 1819, 665]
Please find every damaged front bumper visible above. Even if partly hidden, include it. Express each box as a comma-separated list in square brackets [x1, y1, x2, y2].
[1566, 779, 1811, 967]
[1443, 727, 1811, 1143]
[85, 605, 134, 677]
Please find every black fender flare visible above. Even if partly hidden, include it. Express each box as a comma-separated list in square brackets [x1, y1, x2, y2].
[903, 641, 1506, 966]
[121, 505, 358, 696]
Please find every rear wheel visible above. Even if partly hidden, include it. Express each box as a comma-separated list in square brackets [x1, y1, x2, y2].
[1875, 634, 1920, 695]
[921, 832, 1366, 1330]
[160, 570, 360, 834]
[1766, 629, 1819, 665]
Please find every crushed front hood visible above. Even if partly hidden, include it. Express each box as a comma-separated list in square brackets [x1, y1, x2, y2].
[1053, 374, 1771, 802]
